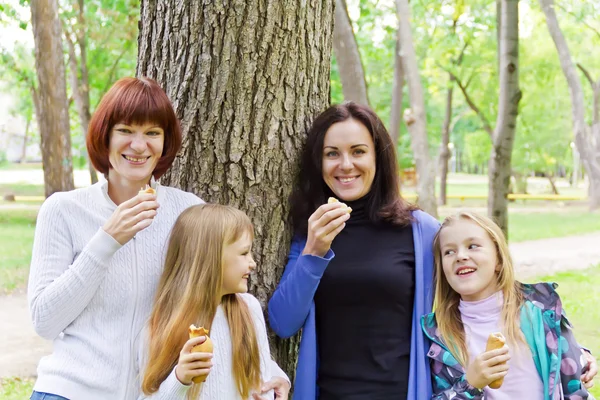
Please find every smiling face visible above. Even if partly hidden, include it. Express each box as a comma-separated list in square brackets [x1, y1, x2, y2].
[439, 218, 500, 301]
[107, 122, 164, 187]
[221, 231, 257, 296]
[321, 119, 376, 202]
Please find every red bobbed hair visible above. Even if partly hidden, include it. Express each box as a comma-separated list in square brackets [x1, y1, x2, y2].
[86, 77, 182, 179]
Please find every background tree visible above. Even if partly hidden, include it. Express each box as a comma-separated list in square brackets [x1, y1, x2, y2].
[30, 0, 74, 196]
[333, 0, 369, 106]
[396, 0, 438, 217]
[540, 0, 600, 209]
[488, 0, 521, 236]
[136, 0, 335, 378]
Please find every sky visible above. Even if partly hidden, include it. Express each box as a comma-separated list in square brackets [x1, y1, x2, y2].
[0, 0, 34, 52]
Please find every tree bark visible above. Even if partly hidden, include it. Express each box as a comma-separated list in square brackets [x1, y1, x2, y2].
[137, 0, 334, 380]
[396, 0, 438, 217]
[540, 0, 600, 210]
[31, 0, 75, 197]
[332, 0, 369, 106]
[389, 32, 405, 149]
[488, 0, 521, 238]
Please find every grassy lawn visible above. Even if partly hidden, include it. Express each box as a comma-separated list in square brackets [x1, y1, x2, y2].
[0, 209, 37, 294]
[0, 377, 34, 399]
[508, 211, 600, 242]
[0, 183, 45, 197]
[532, 265, 600, 398]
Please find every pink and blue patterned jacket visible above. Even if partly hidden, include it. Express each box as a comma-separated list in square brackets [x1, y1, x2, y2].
[420, 282, 594, 400]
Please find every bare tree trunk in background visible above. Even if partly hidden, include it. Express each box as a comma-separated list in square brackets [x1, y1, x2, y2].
[64, 1, 98, 184]
[488, 0, 521, 238]
[333, 0, 369, 105]
[137, 0, 334, 379]
[439, 83, 453, 206]
[438, 19, 466, 206]
[20, 118, 31, 162]
[389, 33, 405, 150]
[540, 0, 600, 210]
[31, 0, 74, 197]
[396, 0, 438, 217]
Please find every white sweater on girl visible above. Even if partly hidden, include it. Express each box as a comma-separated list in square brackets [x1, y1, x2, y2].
[136, 293, 283, 400]
[28, 180, 203, 399]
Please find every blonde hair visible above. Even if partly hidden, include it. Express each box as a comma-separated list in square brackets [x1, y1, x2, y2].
[432, 211, 524, 367]
[142, 204, 261, 398]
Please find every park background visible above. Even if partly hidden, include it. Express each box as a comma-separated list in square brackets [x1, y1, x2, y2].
[1, 0, 599, 398]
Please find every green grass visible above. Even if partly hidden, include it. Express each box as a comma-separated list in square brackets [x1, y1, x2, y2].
[0, 209, 37, 294]
[0, 162, 43, 170]
[0, 377, 34, 399]
[508, 212, 600, 242]
[532, 265, 600, 398]
[0, 183, 44, 197]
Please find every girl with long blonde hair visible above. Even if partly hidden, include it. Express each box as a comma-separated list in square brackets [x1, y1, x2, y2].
[138, 204, 288, 399]
[421, 211, 593, 399]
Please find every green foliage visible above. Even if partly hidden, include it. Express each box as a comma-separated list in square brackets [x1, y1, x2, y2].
[0, 377, 35, 400]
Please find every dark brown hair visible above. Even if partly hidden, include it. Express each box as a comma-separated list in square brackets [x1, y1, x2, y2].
[86, 77, 181, 179]
[290, 101, 416, 234]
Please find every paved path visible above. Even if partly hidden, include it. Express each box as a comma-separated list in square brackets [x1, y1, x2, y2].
[1, 232, 599, 379]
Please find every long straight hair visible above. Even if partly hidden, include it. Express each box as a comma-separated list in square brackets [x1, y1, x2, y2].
[432, 211, 525, 367]
[142, 204, 261, 398]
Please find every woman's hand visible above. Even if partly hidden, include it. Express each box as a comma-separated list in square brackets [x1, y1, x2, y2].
[302, 201, 351, 257]
[102, 192, 159, 245]
[174, 336, 214, 386]
[582, 350, 597, 389]
[465, 345, 510, 389]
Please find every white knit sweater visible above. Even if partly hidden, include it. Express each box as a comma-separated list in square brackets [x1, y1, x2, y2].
[28, 180, 203, 400]
[136, 293, 278, 400]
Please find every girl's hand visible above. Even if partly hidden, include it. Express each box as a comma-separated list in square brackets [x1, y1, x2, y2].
[582, 350, 597, 389]
[251, 376, 290, 399]
[175, 336, 214, 386]
[102, 192, 159, 245]
[302, 201, 351, 257]
[465, 345, 511, 389]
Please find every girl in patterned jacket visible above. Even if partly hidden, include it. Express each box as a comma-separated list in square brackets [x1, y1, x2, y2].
[421, 211, 595, 400]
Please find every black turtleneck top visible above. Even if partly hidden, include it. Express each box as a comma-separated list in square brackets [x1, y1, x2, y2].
[314, 195, 415, 400]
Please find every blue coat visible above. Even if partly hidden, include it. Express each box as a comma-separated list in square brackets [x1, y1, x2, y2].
[268, 210, 440, 400]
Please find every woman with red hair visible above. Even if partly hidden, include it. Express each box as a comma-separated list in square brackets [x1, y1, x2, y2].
[27, 77, 289, 400]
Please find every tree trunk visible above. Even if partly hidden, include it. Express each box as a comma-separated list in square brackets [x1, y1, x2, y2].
[439, 83, 453, 205]
[389, 32, 405, 150]
[20, 118, 31, 162]
[547, 173, 559, 195]
[540, 0, 600, 210]
[137, 0, 334, 380]
[77, 0, 98, 184]
[332, 0, 369, 105]
[396, 0, 438, 217]
[64, 3, 98, 185]
[488, 0, 521, 238]
[31, 0, 74, 197]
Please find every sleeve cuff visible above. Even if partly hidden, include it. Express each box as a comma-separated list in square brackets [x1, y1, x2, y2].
[84, 228, 123, 261]
[269, 359, 291, 385]
[299, 249, 335, 277]
[161, 368, 192, 397]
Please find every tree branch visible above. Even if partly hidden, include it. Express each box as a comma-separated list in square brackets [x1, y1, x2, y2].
[438, 63, 494, 138]
[577, 63, 595, 87]
[554, 2, 600, 41]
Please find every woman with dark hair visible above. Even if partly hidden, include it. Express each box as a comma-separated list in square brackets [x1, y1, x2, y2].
[27, 77, 289, 400]
[268, 102, 439, 400]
